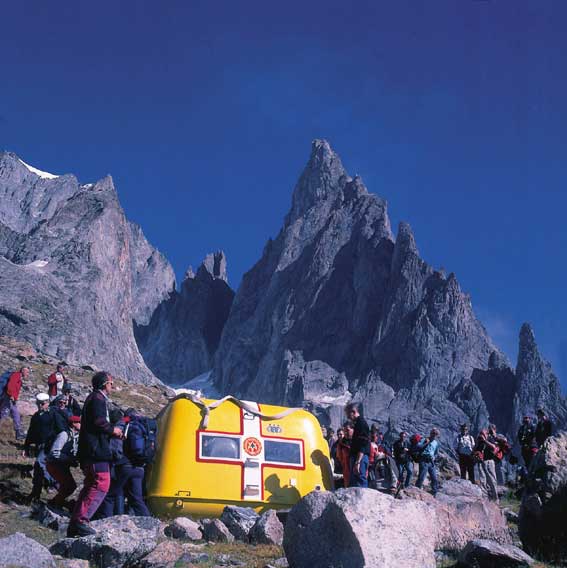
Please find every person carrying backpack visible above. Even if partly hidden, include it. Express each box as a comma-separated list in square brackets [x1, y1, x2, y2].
[415, 429, 440, 496]
[344, 402, 370, 488]
[393, 431, 413, 488]
[0, 367, 29, 440]
[454, 423, 475, 483]
[517, 416, 538, 468]
[535, 409, 553, 447]
[68, 372, 124, 537]
[23, 393, 57, 502]
[46, 415, 81, 510]
[47, 364, 67, 401]
[474, 428, 499, 502]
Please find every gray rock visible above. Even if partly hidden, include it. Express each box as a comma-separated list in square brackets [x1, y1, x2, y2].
[503, 508, 519, 524]
[136, 540, 186, 568]
[164, 516, 202, 540]
[458, 539, 535, 567]
[50, 515, 163, 568]
[401, 479, 511, 551]
[519, 431, 567, 564]
[249, 509, 284, 546]
[128, 221, 176, 327]
[283, 488, 437, 568]
[0, 152, 169, 384]
[220, 505, 259, 541]
[0, 532, 55, 567]
[201, 518, 234, 543]
[135, 251, 234, 384]
[52, 558, 90, 568]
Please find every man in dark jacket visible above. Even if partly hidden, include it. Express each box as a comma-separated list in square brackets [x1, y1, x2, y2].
[344, 402, 370, 488]
[62, 383, 82, 417]
[23, 392, 56, 502]
[68, 372, 123, 537]
[517, 415, 538, 468]
[535, 409, 553, 447]
[393, 431, 413, 488]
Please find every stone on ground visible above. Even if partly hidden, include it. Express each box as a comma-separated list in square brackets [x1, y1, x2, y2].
[50, 515, 163, 568]
[53, 558, 90, 568]
[283, 488, 437, 568]
[137, 540, 188, 568]
[220, 505, 259, 541]
[402, 478, 511, 550]
[519, 431, 567, 565]
[164, 516, 202, 540]
[458, 539, 535, 567]
[201, 518, 234, 543]
[249, 509, 284, 546]
[0, 532, 55, 568]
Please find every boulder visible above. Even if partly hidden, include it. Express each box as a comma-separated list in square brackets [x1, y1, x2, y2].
[283, 488, 437, 568]
[402, 478, 511, 550]
[220, 505, 259, 541]
[50, 515, 163, 568]
[201, 518, 234, 543]
[249, 509, 284, 546]
[458, 539, 535, 567]
[0, 532, 55, 567]
[164, 517, 202, 540]
[519, 431, 567, 564]
[53, 558, 90, 568]
[137, 540, 187, 568]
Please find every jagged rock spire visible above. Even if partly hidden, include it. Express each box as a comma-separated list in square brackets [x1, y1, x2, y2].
[288, 139, 347, 222]
[196, 251, 228, 283]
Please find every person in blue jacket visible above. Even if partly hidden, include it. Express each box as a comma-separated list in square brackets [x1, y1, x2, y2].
[415, 428, 440, 496]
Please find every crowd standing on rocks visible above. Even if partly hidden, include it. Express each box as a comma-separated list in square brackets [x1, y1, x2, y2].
[0, 356, 565, 567]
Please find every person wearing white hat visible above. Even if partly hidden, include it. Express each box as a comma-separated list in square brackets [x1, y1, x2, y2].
[23, 393, 57, 503]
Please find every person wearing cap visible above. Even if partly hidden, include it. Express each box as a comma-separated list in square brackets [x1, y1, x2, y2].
[0, 366, 30, 440]
[415, 428, 441, 497]
[68, 371, 123, 537]
[23, 393, 57, 502]
[517, 415, 538, 468]
[62, 383, 82, 417]
[47, 364, 67, 401]
[535, 409, 553, 447]
[46, 415, 81, 510]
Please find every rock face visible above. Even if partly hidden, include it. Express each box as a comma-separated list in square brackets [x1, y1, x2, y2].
[135, 251, 234, 384]
[402, 478, 511, 550]
[458, 539, 535, 568]
[212, 139, 567, 441]
[519, 431, 567, 564]
[283, 488, 437, 568]
[0, 532, 55, 568]
[249, 509, 284, 546]
[0, 152, 174, 384]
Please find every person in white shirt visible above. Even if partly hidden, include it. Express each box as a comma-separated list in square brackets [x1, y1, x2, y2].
[454, 423, 475, 483]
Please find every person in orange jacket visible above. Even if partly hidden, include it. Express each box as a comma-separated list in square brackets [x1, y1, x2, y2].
[0, 366, 30, 440]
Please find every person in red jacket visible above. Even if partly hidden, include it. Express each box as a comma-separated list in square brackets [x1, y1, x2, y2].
[47, 364, 66, 401]
[0, 366, 29, 440]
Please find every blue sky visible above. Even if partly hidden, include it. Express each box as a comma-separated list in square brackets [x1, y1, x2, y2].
[1, 1, 566, 387]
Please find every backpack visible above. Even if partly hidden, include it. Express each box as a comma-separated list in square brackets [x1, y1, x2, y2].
[0, 370, 13, 394]
[124, 416, 157, 465]
[494, 437, 511, 461]
[109, 420, 129, 463]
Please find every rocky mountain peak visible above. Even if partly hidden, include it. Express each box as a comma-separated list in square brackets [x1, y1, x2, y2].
[514, 323, 567, 428]
[288, 139, 347, 223]
[197, 251, 228, 283]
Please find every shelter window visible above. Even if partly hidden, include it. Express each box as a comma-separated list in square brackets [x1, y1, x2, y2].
[200, 435, 241, 460]
[264, 439, 303, 465]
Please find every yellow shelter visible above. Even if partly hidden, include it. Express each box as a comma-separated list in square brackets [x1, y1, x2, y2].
[145, 394, 333, 517]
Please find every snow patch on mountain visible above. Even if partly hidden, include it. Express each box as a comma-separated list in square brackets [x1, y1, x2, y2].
[18, 158, 59, 179]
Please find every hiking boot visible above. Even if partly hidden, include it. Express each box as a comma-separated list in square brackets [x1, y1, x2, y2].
[67, 521, 96, 538]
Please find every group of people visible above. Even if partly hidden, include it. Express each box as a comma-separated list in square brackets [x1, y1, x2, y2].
[0, 366, 154, 538]
[326, 403, 442, 495]
[325, 403, 555, 502]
